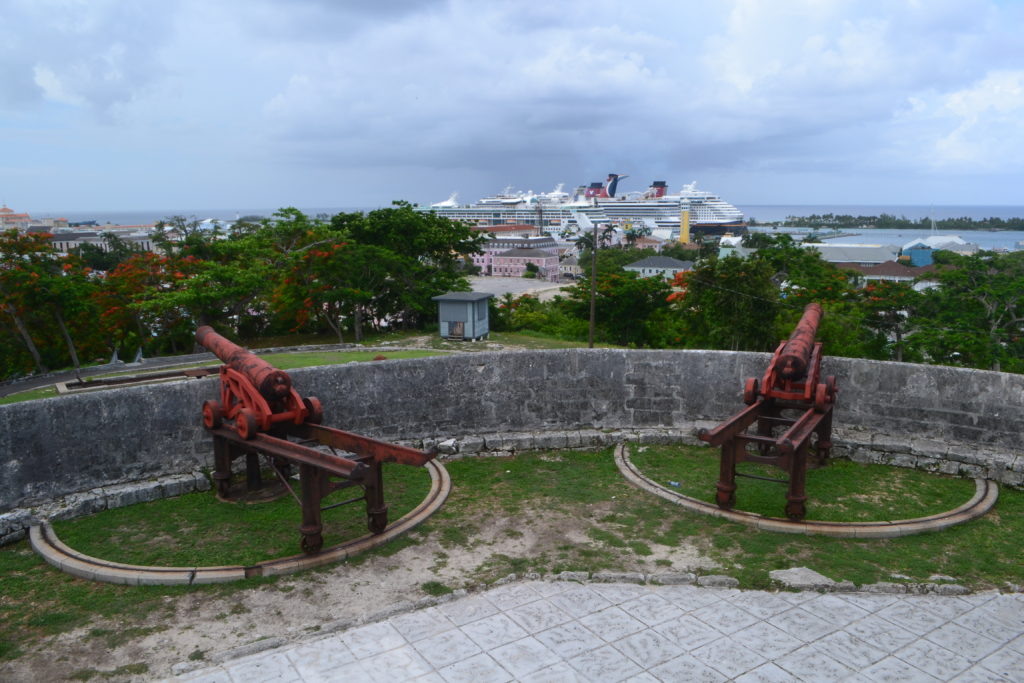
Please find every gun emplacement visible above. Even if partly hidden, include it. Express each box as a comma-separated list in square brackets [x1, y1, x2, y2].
[195, 326, 436, 553]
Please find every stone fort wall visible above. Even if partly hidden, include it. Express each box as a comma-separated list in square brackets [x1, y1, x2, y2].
[2, 350, 1022, 542]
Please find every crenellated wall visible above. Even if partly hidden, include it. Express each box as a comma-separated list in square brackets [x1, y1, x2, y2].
[2, 350, 1022, 543]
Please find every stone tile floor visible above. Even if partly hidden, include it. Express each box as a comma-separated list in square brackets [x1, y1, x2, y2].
[174, 581, 1024, 682]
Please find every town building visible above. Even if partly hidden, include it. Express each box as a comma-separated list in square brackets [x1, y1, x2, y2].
[837, 261, 940, 291]
[623, 255, 693, 280]
[490, 248, 559, 281]
[431, 291, 493, 341]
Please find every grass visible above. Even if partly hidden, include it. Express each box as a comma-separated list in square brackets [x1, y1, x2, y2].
[629, 444, 977, 522]
[52, 463, 432, 567]
[0, 386, 59, 405]
[1, 445, 1021, 665]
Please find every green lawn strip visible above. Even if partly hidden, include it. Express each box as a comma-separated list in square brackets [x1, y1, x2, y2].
[628, 444, 976, 522]
[0, 386, 58, 405]
[257, 349, 442, 370]
[52, 464, 431, 567]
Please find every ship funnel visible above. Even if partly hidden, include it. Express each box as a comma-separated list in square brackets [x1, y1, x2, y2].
[650, 181, 667, 198]
[605, 173, 628, 198]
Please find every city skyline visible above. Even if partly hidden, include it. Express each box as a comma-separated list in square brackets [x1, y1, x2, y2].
[1, 0, 1022, 214]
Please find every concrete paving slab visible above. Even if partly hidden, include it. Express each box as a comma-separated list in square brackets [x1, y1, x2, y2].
[174, 580, 1024, 682]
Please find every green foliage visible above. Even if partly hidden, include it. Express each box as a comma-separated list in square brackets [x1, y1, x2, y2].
[673, 254, 780, 351]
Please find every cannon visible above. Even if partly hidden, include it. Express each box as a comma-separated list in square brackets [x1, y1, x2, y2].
[698, 303, 837, 520]
[196, 326, 436, 553]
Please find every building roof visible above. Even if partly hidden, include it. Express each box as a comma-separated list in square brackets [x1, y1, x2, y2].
[624, 256, 693, 270]
[902, 235, 968, 250]
[472, 224, 540, 234]
[497, 248, 556, 258]
[836, 261, 938, 278]
[431, 291, 494, 302]
[802, 243, 899, 264]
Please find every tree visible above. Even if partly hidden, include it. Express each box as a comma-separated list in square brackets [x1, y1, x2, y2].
[565, 269, 675, 347]
[671, 254, 780, 351]
[72, 232, 141, 272]
[860, 280, 922, 362]
[334, 202, 484, 328]
[0, 230, 53, 373]
[913, 251, 1024, 371]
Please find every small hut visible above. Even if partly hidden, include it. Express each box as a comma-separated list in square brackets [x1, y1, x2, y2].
[431, 291, 493, 341]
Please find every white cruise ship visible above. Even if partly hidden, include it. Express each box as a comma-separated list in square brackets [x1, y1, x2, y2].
[422, 174, 745, 239]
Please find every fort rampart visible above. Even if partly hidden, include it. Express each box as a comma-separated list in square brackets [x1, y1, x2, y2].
[2, 350, 1022, 543]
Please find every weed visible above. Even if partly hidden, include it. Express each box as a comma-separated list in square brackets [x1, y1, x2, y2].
[421, 581, 453, 597]
[188, 649, 205, 661]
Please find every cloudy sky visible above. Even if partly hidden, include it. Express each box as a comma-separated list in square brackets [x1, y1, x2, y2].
[2, 0, 1022, 214]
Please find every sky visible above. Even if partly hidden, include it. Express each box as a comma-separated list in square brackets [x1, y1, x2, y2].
[1, 0, 1023, 215]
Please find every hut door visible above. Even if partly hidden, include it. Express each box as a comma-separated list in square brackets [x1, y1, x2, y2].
[450, 321, 465, 339]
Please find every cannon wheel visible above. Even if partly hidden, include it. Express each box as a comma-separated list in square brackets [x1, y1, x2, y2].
[825, 375, 837, 401]
[814, 383, 829, 413]
[202, 400, 223, 429]
[743, 378, 759, 405]
[303, 396, 324, 425]
[236, 409, 259, 440]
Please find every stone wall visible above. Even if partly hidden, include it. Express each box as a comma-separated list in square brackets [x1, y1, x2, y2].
[2, 350, 1022, 540]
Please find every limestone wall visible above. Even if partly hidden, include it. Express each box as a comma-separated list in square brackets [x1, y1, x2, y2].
[2, 350, 1022, 541]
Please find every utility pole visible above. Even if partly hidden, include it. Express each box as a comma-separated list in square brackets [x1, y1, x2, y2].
[588, 220, 598, 348]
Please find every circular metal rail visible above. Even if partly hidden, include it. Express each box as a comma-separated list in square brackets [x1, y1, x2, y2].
[30, 460, 450, 585]
[615, 445, 998, 538]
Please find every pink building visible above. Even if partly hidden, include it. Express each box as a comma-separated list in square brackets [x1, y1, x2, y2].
[489, 248, 559, 281]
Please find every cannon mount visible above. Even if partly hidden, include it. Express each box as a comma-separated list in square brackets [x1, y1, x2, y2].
[698, 303, 837, 520]
[196, 326, 436, 553]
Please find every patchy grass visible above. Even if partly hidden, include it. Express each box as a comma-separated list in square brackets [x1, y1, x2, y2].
[420, 581, 453, 597]
[2, 446, 1020, 664]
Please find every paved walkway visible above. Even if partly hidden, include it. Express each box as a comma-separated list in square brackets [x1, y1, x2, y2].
[174, 580, 1024, 682]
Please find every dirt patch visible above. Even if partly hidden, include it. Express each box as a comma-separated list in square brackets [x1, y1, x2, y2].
[3, 505, 715, 682]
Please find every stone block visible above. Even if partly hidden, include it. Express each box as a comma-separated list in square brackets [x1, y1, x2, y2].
[696, 574, 739, 588]
[555, 571, 589, 582]
[860, 582, 907, 594]
[459, 435, 485, 454]
[769, 567, 836, 591]
[649, 572, 696, 585]
[532, 436, 573, 450]
[872, 434, 911, 453]
[592, 572, 645, 584]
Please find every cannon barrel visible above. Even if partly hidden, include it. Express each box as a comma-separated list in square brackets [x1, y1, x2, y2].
[196, 325, 292, 402]
[773, 303, 823, 380]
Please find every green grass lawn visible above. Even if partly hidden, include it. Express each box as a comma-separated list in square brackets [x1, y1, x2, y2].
[52, 464, 431, 567]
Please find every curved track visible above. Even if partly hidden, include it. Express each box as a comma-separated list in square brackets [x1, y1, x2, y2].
[615, 445, 998, 538]
[31, 460, 450, 585]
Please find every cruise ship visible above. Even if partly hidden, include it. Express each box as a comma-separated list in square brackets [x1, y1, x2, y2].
[422, 174, 745, 240]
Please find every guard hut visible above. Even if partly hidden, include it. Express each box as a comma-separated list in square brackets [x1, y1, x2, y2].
[432, 291, 493, 341]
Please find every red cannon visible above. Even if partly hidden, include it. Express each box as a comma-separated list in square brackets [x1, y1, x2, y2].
[196, 326, 436, 553]
[699, 303, 837, 520]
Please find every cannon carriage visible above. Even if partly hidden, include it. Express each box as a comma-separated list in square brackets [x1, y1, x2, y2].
[698, 303, 837, 520]
[196, 326, 436, 553]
